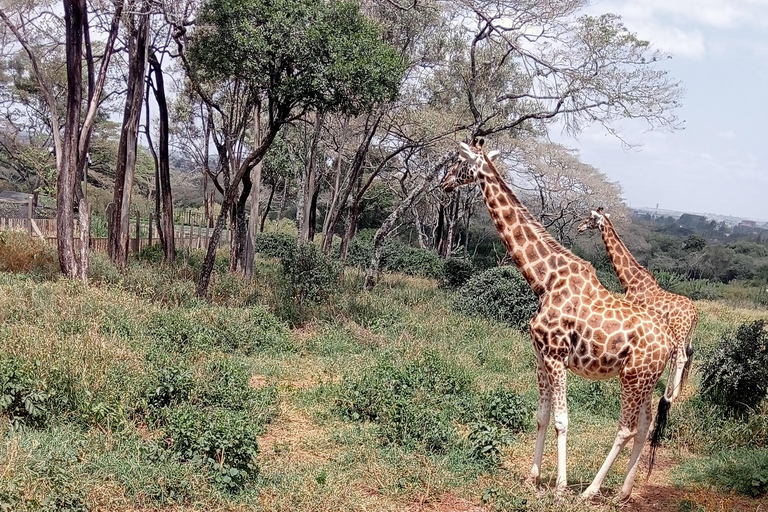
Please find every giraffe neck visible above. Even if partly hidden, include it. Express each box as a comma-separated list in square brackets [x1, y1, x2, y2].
[476, 164, 584, 296]
[600, 218, 656, 292]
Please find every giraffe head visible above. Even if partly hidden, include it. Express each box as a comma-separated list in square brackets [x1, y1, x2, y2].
[441, 138, 500, 193]
[577, 207, 610, 234]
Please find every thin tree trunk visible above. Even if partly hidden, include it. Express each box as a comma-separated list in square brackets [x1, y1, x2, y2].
[57, 0, 86, 278]
[260, 181, 276, 232]
[276, 178, 288, 223]
[78, 198, 91, 283]
[321, 151, 343, 253]
[109, 2, 149, 269]
[149, 51, 174, 263]
[298, 113, 323, 243]
[144, 73, 165, 251]
[246, 104, 261, 276]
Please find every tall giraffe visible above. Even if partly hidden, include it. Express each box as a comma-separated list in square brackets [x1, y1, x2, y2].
[577, 208, 698, 450]
[442, 140, 675, 500]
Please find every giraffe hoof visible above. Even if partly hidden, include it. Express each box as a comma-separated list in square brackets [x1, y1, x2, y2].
[580, 488, 600, 501]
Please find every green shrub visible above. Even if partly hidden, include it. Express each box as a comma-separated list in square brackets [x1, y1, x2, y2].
[0, 357, 49, 429]
[670, 278, 723, 301]
[677, 448, 768, 497]
[146, 366, 193, 410]
[254, 232, 297, 259]
[653, 270, 686, 292]
[382, 244, 444, 279]
[441, 258, 475, 289]
[481, 389, 532, 432]
[280, 243, 340, 305]
[595, 268, 622, 294]
[568, 379, 621, 417]
[88, 252, 122, 284]
[701, 320, 768, 417]
[454, 266, 538, 329]
[147, 306, 292, 354]
[137, 243, 165, 264]
[337, 351, 471, 452]
[468, 421, 507, 465]
[164, 405, 261, 492]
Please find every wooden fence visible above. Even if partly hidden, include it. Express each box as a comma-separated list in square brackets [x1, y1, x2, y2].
[1, 213, 231, 254]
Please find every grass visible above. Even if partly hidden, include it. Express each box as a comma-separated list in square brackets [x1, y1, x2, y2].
[0, 232, 767, 510]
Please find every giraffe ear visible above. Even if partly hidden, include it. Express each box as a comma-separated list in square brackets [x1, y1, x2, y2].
[486, 150, 500, 162]
[605, 213, 610, 219]
[459, 143, 476, 162]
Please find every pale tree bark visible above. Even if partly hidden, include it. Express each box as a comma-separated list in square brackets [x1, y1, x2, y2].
[364, 154, 452, 289]
[110, 1, 150, 269]
[245, 104, 262, 276]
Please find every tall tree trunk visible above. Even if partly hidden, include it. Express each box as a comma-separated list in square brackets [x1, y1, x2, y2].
[109, 2, 149, 269]
[246, 104, 262, 276]
[321, 113, 381, 253]
[148, 51, 175, 263]
[321, 151, 343, 253]
[57, 0, 86, 278]
[298, 113, 323, 243]
[144, 73, 165, 251]
[308, 186, 319, 241]
[276, 178, 288, 223]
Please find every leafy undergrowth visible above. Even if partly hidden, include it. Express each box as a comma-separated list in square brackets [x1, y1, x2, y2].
[0, 243, 767, 511]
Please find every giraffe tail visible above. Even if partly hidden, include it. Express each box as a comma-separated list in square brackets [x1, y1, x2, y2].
[649, 314, 698, 477]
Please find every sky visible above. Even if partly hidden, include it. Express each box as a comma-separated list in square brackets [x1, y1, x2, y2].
[552, 0, 768, 222]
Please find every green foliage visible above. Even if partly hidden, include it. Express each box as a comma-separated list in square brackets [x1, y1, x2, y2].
[701, 320, 768, 417]
[468, 422, 507, 465]
[163, 405, 261, 492]
[481, 486, 528, 512]
[337, 351, 470, 452]
[453, 266, 538, 330]
[569, 380, 621, 417]
[0, 358, 48, 429]
[148, 306, 292, 354]
[253, 232, 297, 259]
[441, 257, 475, 289]
[137, 243, 165, 264]
[146, 366, 193, 410]
[481, 389, 532, 432]
[189, 0, 404, 115]
[280, 243, 340, 305]
[347, 235, 444, 280]
[677, 448, 768, 497]
[683, 234, 707, 252]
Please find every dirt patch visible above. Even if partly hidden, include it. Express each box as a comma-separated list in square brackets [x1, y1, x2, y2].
[248, 374, 269, 388]
[623, 449, 765, 512]
[408, 493, 485, 512]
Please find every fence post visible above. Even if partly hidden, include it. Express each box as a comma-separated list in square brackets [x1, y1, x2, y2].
[135, 210, 140, 253]
[27, 195, 33, 235]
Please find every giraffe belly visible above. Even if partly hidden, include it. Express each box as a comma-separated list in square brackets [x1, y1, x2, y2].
[567, 353, 622, 380]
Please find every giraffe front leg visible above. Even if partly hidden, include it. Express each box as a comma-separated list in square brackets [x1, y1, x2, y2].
[546, 357, 569, 493]
[529, 355, 551, 486]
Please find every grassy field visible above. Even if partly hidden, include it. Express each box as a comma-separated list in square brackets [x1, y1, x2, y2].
[0, 233, 767, 511]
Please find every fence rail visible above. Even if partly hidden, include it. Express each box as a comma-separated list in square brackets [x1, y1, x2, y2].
[1, 212, 231, 254]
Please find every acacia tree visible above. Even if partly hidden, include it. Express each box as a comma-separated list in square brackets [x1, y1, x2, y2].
[173, 0, 403, 296]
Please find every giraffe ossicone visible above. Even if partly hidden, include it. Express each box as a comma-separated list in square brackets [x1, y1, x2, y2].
[442, 139, 677, 501]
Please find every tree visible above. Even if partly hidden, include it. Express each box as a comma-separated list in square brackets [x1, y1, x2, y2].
[173, 0, 403, 296]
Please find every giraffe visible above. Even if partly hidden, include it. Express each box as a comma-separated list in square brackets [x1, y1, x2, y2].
[577, 208, 698, 454]
[442, 139, 676, 500]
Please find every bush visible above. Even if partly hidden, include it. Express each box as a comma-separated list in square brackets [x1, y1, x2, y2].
[677, 448, 768, 497]
[0, 231, 59, 279]
[468, 421, 507, 465]
[337, 351, 470, 452]
[146, 366, 193, 410]
[481, 389, 531, 432]
[147, 306, 292, 354]
[0, 357, 49, 429]
[254, 232, 297, 259]
[454, 266, 538, 329]
[701, 320, 768, 417]
[164, 405, 261, 492]
[347, 235, 444, 280]
[137, 243, 165, 264]
[280, 243, 340, 305]
[440, 258, 475, 289]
